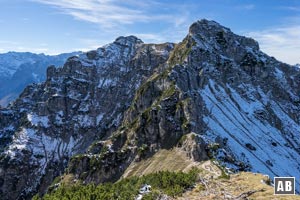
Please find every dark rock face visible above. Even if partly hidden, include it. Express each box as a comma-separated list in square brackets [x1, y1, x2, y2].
[67, 21, 300, 192]
[182, 20, 300, 184]
[1, 19, 300, 199]
[0, 37, 174, 199]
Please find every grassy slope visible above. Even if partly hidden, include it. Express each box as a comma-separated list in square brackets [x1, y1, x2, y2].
[178, 172, 300, 200]
[41, 147, 300, 199]
[122, 148, 202, 178]
[122, 148, 300, 199]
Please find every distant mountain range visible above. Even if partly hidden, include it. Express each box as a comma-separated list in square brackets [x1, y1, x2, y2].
[0, 51, 81, 107]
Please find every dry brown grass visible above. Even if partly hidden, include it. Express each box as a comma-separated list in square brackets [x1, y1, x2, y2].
[60, 174, 77, 187]
[178, 172, 300, 200]
[121, 148, 300, 199]
[122, 148, 202, 178]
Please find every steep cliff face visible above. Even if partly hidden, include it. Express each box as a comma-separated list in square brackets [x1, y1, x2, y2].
[0, 36, 174, 199]
[67, 19, 300, 192]
[1, 19, 300, 199]
[184, 20, 300, 180]
[169, 19, 300, 183]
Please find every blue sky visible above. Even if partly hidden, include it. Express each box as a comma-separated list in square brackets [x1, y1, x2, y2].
[0, 0, 299, 64]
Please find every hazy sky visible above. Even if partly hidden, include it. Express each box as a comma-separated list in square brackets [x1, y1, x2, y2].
[0, 0, 299, 64]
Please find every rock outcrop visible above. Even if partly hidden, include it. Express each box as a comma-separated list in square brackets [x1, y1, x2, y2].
[0, 36, 174, 199]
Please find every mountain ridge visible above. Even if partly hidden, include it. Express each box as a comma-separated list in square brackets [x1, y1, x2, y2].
[0, 36, 174, 199]
[0, 19, 300, 199]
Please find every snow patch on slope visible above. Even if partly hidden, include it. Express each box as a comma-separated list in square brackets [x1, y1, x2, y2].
[199, 80, 300, 188]
[5, 127, 79, 171]
[27, 113, 49, 127]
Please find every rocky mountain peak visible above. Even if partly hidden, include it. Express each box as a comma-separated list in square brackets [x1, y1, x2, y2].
[0, 36, 175, 199]
[189, 19, 231, 35]
[114, 35, 143, 46]
[188, 19, 259, 62]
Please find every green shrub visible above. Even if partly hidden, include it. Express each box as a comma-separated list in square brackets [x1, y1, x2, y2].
[34, 168, 199, 199]
[177, 135, 187, 146]
[137, 144, 149, 157]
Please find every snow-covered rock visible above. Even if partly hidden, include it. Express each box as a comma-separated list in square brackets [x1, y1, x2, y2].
[0, 36, 174, 199]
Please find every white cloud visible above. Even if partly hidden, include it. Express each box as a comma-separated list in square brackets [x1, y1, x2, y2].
[31, 0, 174, 28]
[29, 0, 194, 50]
[247, 25, 300, 65]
